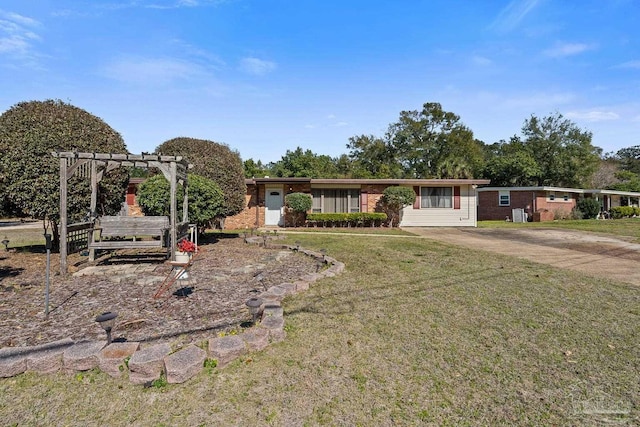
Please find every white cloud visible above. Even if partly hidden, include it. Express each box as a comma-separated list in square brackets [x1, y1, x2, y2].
[472, 55, 493, 66]
[616, 60, 640, 69]
[0, 35, 29, 54]
[2, 11, 39, 27]
[543, 42, 593, 58]
[0, 11, 42, 58]
[489, 0, 541, 33]
[566, 111, 620, 122]
[239, 57, 276, 76]
[102, 56, 207, 84]
[119, 0, 231, 10]
[503, 92, 575, 109]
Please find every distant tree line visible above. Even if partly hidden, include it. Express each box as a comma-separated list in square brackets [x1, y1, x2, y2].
[245, 102, 640, 192]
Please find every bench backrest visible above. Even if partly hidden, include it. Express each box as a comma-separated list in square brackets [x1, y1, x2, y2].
[97, 216, 170, 237]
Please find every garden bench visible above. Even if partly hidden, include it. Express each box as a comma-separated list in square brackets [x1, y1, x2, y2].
[89, 216, 171, 260]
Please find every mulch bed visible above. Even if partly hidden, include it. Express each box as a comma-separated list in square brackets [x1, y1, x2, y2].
[0, 236, 318, 349]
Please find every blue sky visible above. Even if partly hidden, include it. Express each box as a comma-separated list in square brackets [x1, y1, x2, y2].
[1, 0, 639, 163]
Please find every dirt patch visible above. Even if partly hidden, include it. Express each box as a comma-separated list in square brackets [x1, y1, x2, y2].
[0, 236, 318, 349]
[409, 227, 640, 285]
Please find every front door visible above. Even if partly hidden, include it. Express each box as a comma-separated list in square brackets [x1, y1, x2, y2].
[265, 189, 283, 226]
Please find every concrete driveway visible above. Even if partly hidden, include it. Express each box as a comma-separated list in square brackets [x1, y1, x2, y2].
[408, 227, 640, 286]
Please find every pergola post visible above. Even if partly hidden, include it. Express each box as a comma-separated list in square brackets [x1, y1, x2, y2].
[169, 160, 178, 261]
[88, 160, 98, 261]
[59, 157, 68, 275]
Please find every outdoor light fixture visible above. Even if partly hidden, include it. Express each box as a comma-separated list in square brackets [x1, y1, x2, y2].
[246, 298, 263, 324]
[95, 311, 118, 344]
[1, 239, 9, 251]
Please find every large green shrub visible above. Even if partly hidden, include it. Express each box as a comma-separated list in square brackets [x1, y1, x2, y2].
[155, 138, 246, 221]
[576, 198, 601, 219]
[0, 99, 128, 242]
[137, 173, 224, 232]
[285, 192, 312, 227]
[610, 206, 640, 219]
[380, 186, 417, 227]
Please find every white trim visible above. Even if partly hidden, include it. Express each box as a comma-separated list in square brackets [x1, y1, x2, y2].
[498, 190, 510, 206]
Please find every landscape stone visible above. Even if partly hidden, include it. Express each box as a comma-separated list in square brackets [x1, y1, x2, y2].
[262, 305, 284, 319]
[294, 281, 310, 292]
[278, 282, 296, 295]
[0, 346, 28, 378]
[241, 327, 269, 351]
[164, 345, 207, 384]
[209, 335, 246, 368]
[260, 316, 286, 342]
[98, 341, 140, 378]
[259, 286, 290, 304]
[26, 338, 75, 374]
[63, 340, 107, 372]
[300, 273, 323, 283]
[331, 262, 345, 273]
[128, 342, 171, 385]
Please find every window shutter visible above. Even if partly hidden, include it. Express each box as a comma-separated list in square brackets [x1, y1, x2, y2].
[360, 190, 368, 212]
[454, 186, 461, 209]
[413, 186, 420, 209]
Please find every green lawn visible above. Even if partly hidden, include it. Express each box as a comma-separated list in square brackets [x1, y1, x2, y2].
[1, 229, 638, 425]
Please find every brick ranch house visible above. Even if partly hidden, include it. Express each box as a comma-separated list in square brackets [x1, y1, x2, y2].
[224, 177, 490, 229]
[477, 186, 640, 221]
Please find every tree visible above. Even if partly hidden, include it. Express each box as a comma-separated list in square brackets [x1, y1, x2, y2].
[0, 99, 128, 243]
[243, 158, 270, 178]
[608, 170, 640, 192]
[519, 113, 600, 187]
[388, 102, 483, 178]
[155, 137, 246, 220]
[137, 173, 224, 233]
[380, 186, 416, 227]
[481, 140, 541, 186]
[346, 134, 403, 178]
[347, 103, 483, 179]
[616, 145, 640, 175]
[284, 192, 312, 227]
[588, 157, 622, 189]
[269, 147, 341, 178]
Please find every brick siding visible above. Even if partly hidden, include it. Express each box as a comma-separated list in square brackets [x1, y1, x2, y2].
[478, 190, 576, 221]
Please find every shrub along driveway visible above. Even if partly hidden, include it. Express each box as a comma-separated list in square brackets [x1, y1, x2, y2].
[409, 227, 640, 286]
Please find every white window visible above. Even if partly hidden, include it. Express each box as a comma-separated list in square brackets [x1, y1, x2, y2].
[498, 190, 510, 206]
[420, 187, 452, 208]
[548, 192, 556, 201]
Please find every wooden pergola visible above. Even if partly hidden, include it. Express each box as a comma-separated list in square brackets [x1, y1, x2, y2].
[53, 151, 192, 274]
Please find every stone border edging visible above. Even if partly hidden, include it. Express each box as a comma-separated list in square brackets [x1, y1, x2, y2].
[0, 240, 344, 385]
